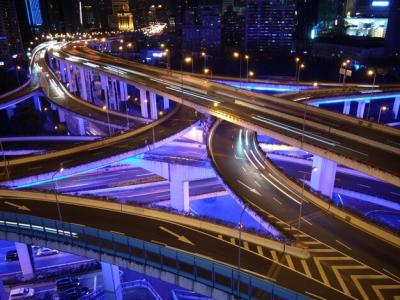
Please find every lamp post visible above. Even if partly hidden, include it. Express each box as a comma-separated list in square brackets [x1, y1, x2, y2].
[51, 165, 64, 223]
[295, 57, 300, 81]
[244, 55, 250, 82]
[204, 68, 212, 80]
[298, 166, 318, 230]
[184, 56, 193, 73]
[201, 51, 207, 69]
[297, 63, 305, 82]
[233, 52, 242, 83]
[0, 141, 9, 180]
[237, 205, 247, 299]
[15, 66, 21, 86]
[102, 105, 111, 136]
[377, 105, 387, 123]
[367, 69, 376, 87]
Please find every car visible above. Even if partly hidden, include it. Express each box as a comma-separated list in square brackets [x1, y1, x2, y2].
[59, 287, 90, 299]
[36, 247, 59, 257]
[56, 277, 80, 291]
[8, 287, 34, 299]
[5, 250, 18, 261]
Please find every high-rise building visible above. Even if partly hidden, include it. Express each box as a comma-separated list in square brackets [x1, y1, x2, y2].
[108, 0, 134, 31]
[245, 0, 296, 53]
[181, 4, 221, 53]
[0, 0, 23, 65]
[385, 0, 400, 55]
[40, 0, 81, 33]
[80, 0, 112, 30]
[221, 5, 245, 51]
[25, 0, 43, 26]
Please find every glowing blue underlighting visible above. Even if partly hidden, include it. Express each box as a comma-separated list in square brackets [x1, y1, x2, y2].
[214, 80, 311, 93]
[372, 1, 389, 7]
[15, 156, 140, 189]
[312, 93, 400, 105]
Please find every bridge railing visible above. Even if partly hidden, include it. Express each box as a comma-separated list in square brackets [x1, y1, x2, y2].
[0, 211, 308, 300]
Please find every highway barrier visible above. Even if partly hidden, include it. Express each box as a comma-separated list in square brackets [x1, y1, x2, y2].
[254, 136, 400, 248]
[0, 188, 309, 259]
[0, 211, 309, 300]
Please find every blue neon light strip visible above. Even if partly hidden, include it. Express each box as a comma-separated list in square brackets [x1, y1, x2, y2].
[313, 93, 400, 105]
[372, 1, 389, 7]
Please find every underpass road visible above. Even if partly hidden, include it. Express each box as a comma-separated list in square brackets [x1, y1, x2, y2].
[0, 196, 354, 299]
[209, 120, 400, 300]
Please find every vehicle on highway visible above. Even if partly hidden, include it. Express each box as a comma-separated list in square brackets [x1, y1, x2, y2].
[59, 287, 90, 299]
[5, 250, 18, 261]
[56, 277, 80, 291]
[8, 288, 35, 299]
[36, 247, 59, 257]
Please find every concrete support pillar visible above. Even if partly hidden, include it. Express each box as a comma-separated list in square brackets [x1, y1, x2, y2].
[310, 156, 337, 198]
[110, 79, 118, 111]
[100, 74, 109, 107]
[6, 105, 15, 120]
[101, 262, 122, 300]
[139, 88, 149, 118]
[342, 101, 351, 115]
[356, 101, 366, 119]
[170, 179, 190, 212]
[393, 97, 400, 119]
[149, 92, 158, 120]
[58, 109, 65, 122]
[33, 95, 42, 112]
[163, 96, 170, 110]
[65, 62, 74, 92]
[79, 67, 88, 100]
[119, 81, 128, 102]
[59, 60, 66, 83]
[76, 117, 86, 135]
[0, 279, 5, 300]
[15, 243, 34, 280]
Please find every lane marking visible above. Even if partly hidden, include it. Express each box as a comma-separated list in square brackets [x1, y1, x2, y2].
[272, 196, 282, 205]
[243, 241, 250, 251]
[313, 257, 330, 286]
[230, 237, 236, 245]
[305, 291, 327, 300]
[372, 284, 400, 300]
[351, 274, 387, 300]
[301, 259, 312, 278]
[301, 217, 312, 226]
[217, 234, 223, 240]
[332, 265, 369, 296]
[270, 250, 279, 262]
[336, 240, 352, 251]
[382, 268, 400, 281]
[285, 254, 295, 270]
[256, 245, 264, 256]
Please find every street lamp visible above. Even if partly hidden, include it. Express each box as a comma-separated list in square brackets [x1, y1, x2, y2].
[15, 66, 21, 85]
[162, 49, 171, 70]
[295, 57, 300, 81]
[204, 68, 212, 80]
[297, 63, 305, 82]
[201, 52, 207, 69]
[367, 69, 377, 87]
[184, 56, 193, 73]
[236, 204, 248, 298]
[102, 105, 111, 136]
[51, 165, 64, 223]
[378, 105, 387, 123]
[298, 166, 318, 230]
[248, 71, 254, 81]
[233, 52, 242, 82]
[244, 55, 250, 81]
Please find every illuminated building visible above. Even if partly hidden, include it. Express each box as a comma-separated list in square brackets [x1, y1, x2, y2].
[108, 0, 134, 31]
[244, 0, 296, 53]
[0, 0, 23, 65]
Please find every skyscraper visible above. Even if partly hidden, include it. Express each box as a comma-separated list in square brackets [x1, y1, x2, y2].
[245, 0, 296, 53]
[25, 0, 43, 26]
[0, 0, 23, 65]
[385, 0, 400, 55]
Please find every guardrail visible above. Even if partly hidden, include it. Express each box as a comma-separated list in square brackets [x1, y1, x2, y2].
[0, 212, 308, 300]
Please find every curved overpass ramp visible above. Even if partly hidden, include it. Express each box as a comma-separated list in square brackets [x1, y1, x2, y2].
[56, 43, 400, 187]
